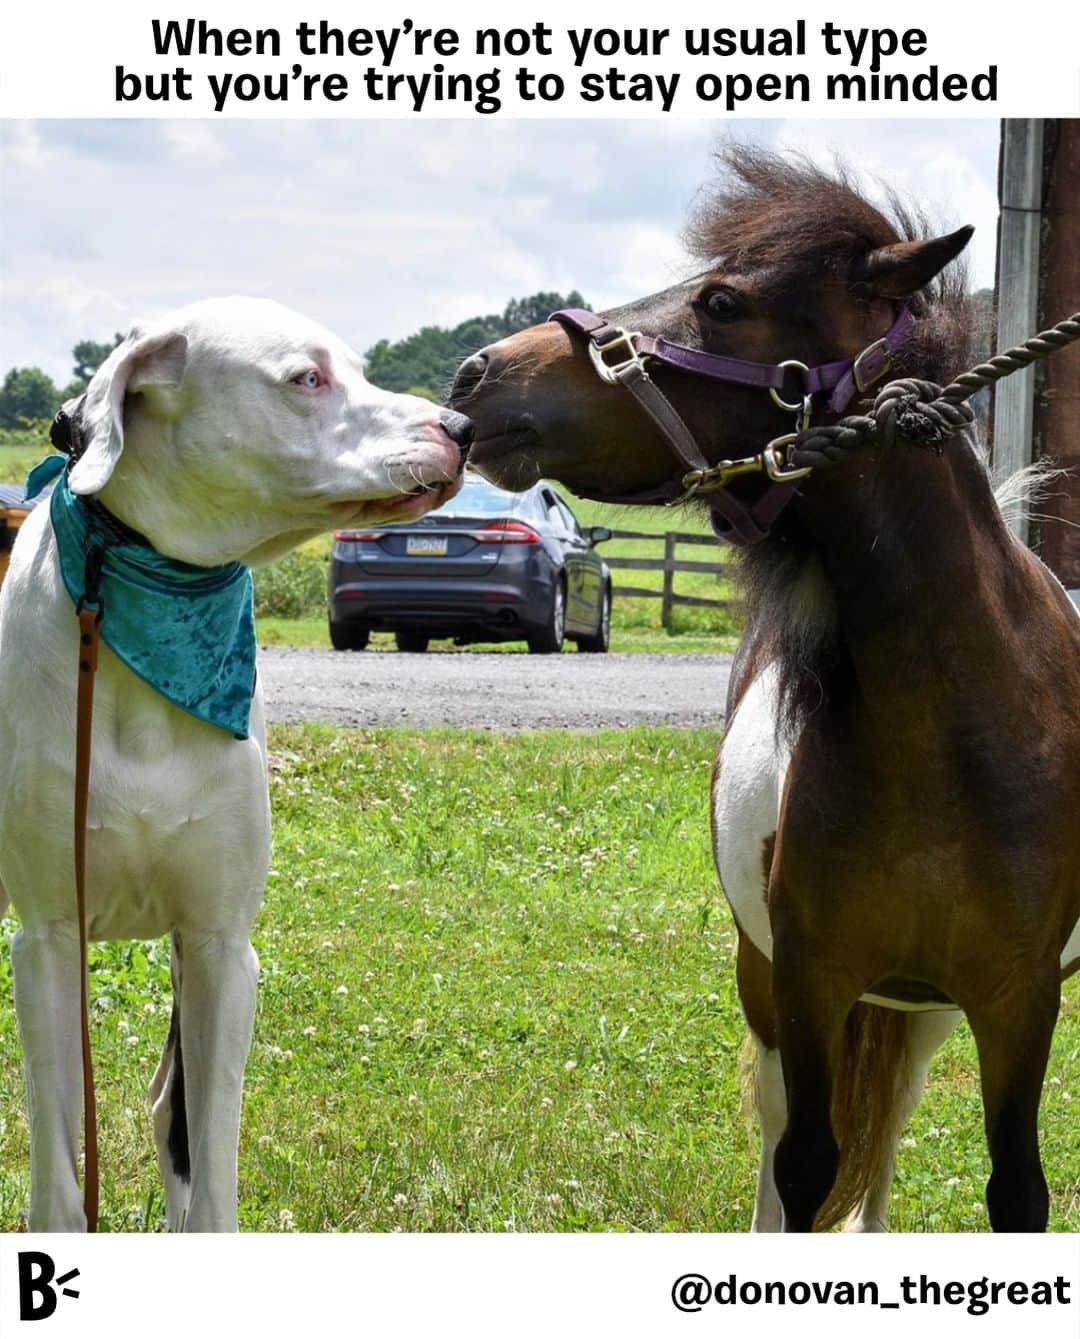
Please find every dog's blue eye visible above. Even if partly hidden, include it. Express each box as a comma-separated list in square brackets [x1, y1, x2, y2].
[293, 369, 322, 389]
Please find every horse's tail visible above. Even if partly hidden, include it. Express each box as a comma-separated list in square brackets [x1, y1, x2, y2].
[814, 1002, 909, 1231]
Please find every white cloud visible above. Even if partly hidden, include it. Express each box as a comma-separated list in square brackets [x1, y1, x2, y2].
[162, 121, 229, 162]
[1, 118, 1001, 384]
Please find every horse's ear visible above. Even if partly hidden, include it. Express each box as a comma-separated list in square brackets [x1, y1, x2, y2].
[851, 225, 974, 300]
[68, 328, 188, 495]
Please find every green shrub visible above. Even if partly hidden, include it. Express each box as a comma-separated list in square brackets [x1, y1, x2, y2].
[253, 547, 328, 619]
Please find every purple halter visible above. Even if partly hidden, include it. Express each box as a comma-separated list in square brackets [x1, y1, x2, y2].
[549, 306, 915, 546]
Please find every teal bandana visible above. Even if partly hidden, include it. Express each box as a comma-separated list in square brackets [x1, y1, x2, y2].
[27, 455, 256, 740]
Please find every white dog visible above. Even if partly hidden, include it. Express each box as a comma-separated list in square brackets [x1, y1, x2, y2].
[0, 297, 471, 1231]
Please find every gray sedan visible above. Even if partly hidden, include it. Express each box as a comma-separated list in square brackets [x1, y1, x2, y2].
[328, 473, 612, 653]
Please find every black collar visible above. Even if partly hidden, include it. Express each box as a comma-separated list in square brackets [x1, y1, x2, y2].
[51, 402, 150, 548]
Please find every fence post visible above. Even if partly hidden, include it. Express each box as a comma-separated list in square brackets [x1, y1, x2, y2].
[661, 531, 676, 630]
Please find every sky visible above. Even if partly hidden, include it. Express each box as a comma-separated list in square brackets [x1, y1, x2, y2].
[0, 118, 1000, 384]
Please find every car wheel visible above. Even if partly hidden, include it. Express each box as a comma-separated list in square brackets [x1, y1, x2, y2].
[577, 583, 611, 653]
[395, 631, 430, 653]
[528, 578, 566, 654]
[329, 620, 370, 651]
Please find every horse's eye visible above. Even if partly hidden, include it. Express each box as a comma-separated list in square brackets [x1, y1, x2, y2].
[702, 289, 740, 321]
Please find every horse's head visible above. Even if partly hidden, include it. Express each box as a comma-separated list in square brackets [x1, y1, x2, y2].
[450, 148, 973, 508]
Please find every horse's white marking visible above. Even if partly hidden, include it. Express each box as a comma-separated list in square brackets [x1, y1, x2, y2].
[712, 664, 786, 958]
[749, 1038, 787, 1233]
[0, 297, 463, 1232]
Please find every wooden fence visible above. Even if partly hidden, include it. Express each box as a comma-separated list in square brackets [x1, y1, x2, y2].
[602, 528, 732, 630]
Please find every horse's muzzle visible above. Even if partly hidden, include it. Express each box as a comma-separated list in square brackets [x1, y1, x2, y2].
[449, 352, 489, 407]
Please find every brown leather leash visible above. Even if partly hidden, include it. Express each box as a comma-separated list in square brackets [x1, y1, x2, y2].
[74, 549, 104, 1232]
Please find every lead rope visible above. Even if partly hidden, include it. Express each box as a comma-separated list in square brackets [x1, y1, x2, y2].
[790, 312, 1080, 469]
[75, 544, 104, 1232]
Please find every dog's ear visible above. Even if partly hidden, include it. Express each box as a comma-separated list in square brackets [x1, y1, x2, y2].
[850, 225, 974, 300]
[68, 327, 189, 496]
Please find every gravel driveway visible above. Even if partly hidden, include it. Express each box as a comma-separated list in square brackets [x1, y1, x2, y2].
[259, 648, 732, 731]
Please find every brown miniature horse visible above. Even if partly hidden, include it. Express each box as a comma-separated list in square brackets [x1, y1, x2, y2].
[450, 148, 1080, 1231]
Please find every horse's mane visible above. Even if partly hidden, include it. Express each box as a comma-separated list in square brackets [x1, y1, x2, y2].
[694, 145, 977, 736]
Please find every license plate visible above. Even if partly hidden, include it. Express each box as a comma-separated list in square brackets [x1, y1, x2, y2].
[406, 535, 448, 557]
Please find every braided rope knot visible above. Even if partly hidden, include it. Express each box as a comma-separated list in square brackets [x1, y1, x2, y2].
[791, 377, 975, 470]
[787, 311, 1079, 475]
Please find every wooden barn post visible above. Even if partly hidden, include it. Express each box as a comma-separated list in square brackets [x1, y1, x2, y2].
[993, 119, 1044, 544]
[1033, 120, 1080, 603]
[994, 118, 1080, 604]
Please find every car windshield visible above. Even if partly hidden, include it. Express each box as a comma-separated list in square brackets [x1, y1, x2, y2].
[424, 477, 525, 519]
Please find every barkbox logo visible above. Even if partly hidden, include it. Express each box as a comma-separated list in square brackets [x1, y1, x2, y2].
[18, 1253, 81, 1321]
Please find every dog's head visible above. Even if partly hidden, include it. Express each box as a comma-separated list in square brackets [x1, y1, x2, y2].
[65, 297, 471, 566]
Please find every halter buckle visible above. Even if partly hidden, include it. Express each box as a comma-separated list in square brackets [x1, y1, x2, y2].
[853, 337, 892, 393]
[763, 434, 813, 483]
[588, 328, 646, 385]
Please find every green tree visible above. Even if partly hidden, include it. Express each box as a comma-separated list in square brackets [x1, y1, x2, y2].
[69, 333, 124, 393]
[364, 290, 587, 400]
[0, 366, 59, 428]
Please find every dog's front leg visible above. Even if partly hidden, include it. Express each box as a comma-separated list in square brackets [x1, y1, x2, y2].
[11, 922, 87, 1231]
[177, 931, 259, 1231]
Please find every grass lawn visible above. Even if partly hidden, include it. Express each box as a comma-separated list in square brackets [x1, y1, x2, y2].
[0, 442, 45, 484]
[1, 725, 1076, 1232]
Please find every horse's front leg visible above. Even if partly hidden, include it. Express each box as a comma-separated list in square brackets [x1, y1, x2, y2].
[770, 907, 865, 1233]
[11, 921, 86, 1231]
[967, 968, 1059, 1232]
[176, 930, 259, 1232]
